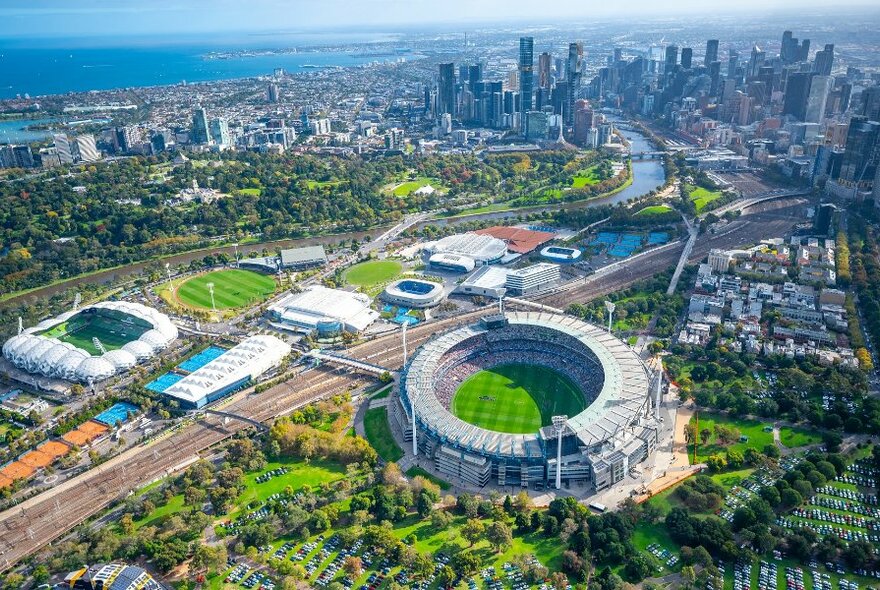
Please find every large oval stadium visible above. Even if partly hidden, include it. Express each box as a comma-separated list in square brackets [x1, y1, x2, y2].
[392, 311, 659, 491]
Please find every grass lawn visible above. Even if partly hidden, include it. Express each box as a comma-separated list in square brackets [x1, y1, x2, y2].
[227, 458, 346, 519]
[571, 167, 602, 188]
[689, 412, 774, 463]
[451, 363, 585, 434]
[635, 204, 674, 216]
[405, 466, 451, 490]
[779, 427, 822, 448]
[306, 180, 344, 190]
[370, 384, 393, 400]
[388, 176, 440, 196]
[172, 269, 276, 311]
[687, 184, 724, 213]
[364, 407, 404, 462]
[343, 260, 402, 287]
[235, 187, 262, 196]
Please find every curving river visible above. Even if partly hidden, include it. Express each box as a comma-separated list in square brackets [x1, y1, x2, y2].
[1, 120, 665, 307]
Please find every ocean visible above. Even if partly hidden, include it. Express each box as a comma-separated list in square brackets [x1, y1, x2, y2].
[0, 32, 411, 99]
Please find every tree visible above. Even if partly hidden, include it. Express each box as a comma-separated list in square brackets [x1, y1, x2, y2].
[343, 556, 363, 579]
[486, 520, 513, 553]
[431, 509, 454, 529]
[191, 544, 228, 573]
[461, 519, 485, 547]
[450, 551, 481, 576]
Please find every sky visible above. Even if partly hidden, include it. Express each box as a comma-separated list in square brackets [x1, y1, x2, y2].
[1, 0, 877, 39]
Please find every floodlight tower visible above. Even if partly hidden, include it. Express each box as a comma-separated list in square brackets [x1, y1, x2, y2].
[17, 317, 23, 335]
[207, 282, 216, 311]
[232, 242, 239, 265]
[498, 294, 504, 314]
[165, 263, 174, 295]
[654, 363, 663, 419]
[402, 321, 408, 366]
[604, 300, 616, 333]
[552, 415, 568, 490]
[73, 292, 82, 312]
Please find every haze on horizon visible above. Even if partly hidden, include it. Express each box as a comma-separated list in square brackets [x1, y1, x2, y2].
[1, 0, 877, 40]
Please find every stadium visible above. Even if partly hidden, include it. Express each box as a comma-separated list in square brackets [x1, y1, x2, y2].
[2, 302, 177, 383]
[392, 311, 658, 491]
[382, 279, 445, 308]
[428, 232, 508, 267]
[541, 245, 583, 263]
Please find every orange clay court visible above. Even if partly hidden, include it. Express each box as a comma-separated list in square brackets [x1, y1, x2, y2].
[39, 440, 71, 459]
[19, 450, 53, 469]
[62, 421, 108, 446]
[0, 474, 12, 489]
[1, 461, 35, 481]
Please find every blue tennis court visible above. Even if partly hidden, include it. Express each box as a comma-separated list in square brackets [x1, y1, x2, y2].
[648, 232, 669, 244]
[146, 372, 184, 393]
[178, 346, 226, 373]
[608, 245, 636, 257]
[94, 402, 139, 426]
[591, 232, 620, 246]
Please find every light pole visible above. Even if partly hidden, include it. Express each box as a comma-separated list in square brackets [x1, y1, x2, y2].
[165, 263, 173, 295]
[207, 282, 216, 312]
[402, 321, 408, 366]
[552, 415, 568, 490]
[604, 300, 616, 333]
[232, 242, 239, 265]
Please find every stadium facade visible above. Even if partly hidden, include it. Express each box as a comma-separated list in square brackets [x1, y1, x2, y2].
[382, 279, 445, 308]
[2, 302, 177, 383]
[392, 312, 658, 491]
[161, 335, 291, 409]
[428, 232, 508, 267]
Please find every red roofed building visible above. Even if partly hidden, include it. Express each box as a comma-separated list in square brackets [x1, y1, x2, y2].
[473, 226, 555, 254]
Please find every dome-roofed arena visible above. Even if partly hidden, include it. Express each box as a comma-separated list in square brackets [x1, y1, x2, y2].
[391, 311, 659, 491]
[3, 301, 177, 383]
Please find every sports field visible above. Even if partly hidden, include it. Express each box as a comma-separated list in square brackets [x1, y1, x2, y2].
[41, 315, 143, 355]
[342, 260, 402, 287]
[174, 269, 276, 311]
[451, 363, 586, 434]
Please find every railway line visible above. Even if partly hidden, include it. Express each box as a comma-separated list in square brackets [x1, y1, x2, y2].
[0, 196, 810, 571]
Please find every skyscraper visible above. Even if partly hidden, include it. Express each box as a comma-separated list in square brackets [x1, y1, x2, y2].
[783, 72, 812, 121]
[665, 45, 679, 73]
[267, 83, 280, 103]
[861, 86, 880, 121]
[519, 37, 534, 112]
[748, 45, 765, 77]
[191, 107, 211, 144]
[680, 47, 693, 70]
[468, 64, 482, 89]
[727, 50, 739, 79]
[705, 39, 719, 67]
[839, 116, 880, 191]
[538, 52, 552, 89]
[805, 76, 832, 123]
[210, 118, 231, 147]
[438, 63, 456, 116]
[53, 133, 74, 165]
[566, 42, 584, 126]
[74, 134, 99, 163]
[813, 44, 835, 76]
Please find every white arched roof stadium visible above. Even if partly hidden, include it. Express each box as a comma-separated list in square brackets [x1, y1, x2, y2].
[2, 301, 178, 383]
[429, 232, 508, 265]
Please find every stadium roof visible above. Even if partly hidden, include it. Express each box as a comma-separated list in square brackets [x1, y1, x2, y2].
[2, 301, 177, 383]
[162, 335, 290, 406]
[269, 285, 379, 332]
[474, 226, 556, 254]
[429, 232, 507, 264]
[280, 245, 328, 267]
[402, 311, 650, 457]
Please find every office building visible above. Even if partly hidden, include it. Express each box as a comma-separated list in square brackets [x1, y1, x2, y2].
[860, 86, 880, 122]
[665, 45, 678, 74]
[705, 39, 719, 67]
[525, 111, 548, 141]
[748, 45, 765, 77]
[504, 263, 560, 296]
[438, 62, 456, 116]
[519, 37, 534, 112]
[74, 134, 100, 162]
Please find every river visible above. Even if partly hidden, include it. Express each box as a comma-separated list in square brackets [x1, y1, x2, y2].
[1, 120, 665, 306]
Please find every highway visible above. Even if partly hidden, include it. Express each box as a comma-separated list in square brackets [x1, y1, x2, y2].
[0, 195, 810, 571]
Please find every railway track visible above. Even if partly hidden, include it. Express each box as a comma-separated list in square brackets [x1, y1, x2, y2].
[0, 197, 810, 570]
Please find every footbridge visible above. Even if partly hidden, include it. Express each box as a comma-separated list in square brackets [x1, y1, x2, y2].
[305, 349, 394, 376]
[198, 409, 269, 432]
[709, 188, 811, 216]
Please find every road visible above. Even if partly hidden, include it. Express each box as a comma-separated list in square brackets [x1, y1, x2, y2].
[0, 196, 810, 571]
